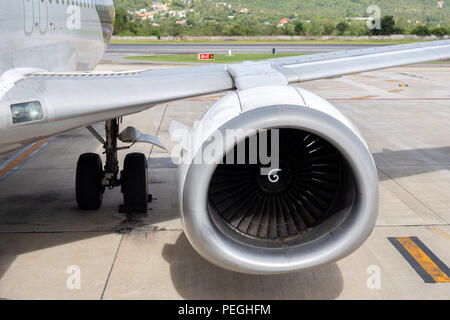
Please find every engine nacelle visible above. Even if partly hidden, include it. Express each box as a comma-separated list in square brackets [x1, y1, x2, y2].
[176, 85, 378, 274]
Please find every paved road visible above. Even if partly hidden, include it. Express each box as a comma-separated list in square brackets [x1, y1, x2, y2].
[103, 43, 379, 63]
[0, 65, 449, 299]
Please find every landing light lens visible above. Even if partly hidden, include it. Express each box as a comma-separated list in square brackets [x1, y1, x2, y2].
[10, 101, 44, 124]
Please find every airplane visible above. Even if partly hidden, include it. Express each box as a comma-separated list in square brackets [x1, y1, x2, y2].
[0, 0, 449, 275]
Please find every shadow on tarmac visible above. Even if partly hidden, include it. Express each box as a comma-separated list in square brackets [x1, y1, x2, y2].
[162, 233, 344, 300]
[0, 146, 448, 296]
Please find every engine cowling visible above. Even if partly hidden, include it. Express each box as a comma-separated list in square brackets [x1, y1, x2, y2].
[175, 85, 378, 274]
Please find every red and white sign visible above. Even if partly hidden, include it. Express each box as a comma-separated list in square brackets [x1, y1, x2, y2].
[198, 53, 215, 61]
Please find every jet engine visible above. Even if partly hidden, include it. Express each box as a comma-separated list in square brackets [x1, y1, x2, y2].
[175, 85, 379, 274]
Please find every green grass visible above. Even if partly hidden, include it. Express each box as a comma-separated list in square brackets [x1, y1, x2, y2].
[124, 53, 307, 63]
[112, 38, 429, 45]
[425, 60, 450, 64]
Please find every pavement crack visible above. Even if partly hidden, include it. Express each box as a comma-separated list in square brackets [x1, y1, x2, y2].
[100, 234, 124, 300]
[0, 226, 185, 234]
[376, 223, 449, 228]
[378, 167, 448, 224]
[0, 229, 122, 234]
[130, 225, 184, 232]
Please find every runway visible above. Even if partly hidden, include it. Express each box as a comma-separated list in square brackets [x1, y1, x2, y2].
[0, 63, 449, 299]
[103, 43, 378, 63]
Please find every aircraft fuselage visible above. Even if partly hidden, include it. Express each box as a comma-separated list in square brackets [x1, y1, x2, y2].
[0, 0, 114, 153]
[0, 0, 114, 75]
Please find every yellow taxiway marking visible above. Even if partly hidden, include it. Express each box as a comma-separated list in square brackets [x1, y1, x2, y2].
[386, 79, 398, 83]
[0, 138, 52, 180]
[395, 237, 450, 283]
[350, 95, 377, 100]
[390, 89, 402, 93]
[429, 227, 450, 241]
[188, 94, 225, 102]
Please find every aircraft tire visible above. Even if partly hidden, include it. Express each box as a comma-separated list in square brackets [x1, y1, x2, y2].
[76, 153, 104, 210]
[121, 153, 148, 213]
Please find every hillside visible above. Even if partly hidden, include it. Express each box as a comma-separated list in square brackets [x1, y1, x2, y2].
[115, 0, 449, 22]
[113, 0, 450, 36]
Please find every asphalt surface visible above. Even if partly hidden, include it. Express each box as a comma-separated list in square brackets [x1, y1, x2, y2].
[103, 43, 379, 63]
[0, 62, 449, 299]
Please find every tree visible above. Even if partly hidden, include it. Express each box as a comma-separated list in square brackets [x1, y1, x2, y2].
[431, 27, 448, 37]
[369, 15, 395, 35]
[281, 24, 295, 36]
[336, 21, 348, 35]
[380, 16, 395, 35]
[411, 25, 431, 36]
[214, 23, 224, 36]
[294, 22, 305, 35]
[114, 7, 130, 35]
[172, 24, 184, 37]
[321, 23, 335, 35]
[226, 24, 245, 36]
[113, 0, 450, 38]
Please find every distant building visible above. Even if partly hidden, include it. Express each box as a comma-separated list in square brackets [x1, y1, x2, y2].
[151, 2, 168, 12]
[438, 1, 445, 8]
[168, 10, 186, 18]
[277, 18, 290, 27]
[240, 8, 249, 14]
[218, 2, 233, 9]
[351, 17, 370, 21]
[143, 13, 154, 21]
[134, 9, 155, 21]
[176, 20, 188, 25]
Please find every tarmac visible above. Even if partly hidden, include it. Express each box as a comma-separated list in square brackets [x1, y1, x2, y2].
[0, 61, 449, 299]
[103, 43, 378, 64]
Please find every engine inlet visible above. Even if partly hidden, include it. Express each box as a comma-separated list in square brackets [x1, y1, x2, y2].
[208, 128, 351, 242]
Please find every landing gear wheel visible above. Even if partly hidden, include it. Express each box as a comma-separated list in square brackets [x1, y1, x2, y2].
[76, 153, 104, 210]
[121, 153, 148, 213]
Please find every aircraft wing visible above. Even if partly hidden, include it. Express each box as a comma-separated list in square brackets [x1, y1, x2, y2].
[269, 39, 450, 82]
[1, 40, 449, 149]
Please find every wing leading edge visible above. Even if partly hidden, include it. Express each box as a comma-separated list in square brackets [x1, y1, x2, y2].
[1, 40, 449, 149]
[270, 39, 450, 82]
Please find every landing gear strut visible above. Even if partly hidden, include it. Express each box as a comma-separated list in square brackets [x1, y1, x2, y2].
[75, 119, 151, 213]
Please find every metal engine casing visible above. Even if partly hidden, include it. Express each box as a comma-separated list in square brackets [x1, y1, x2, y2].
[176, 85, 379, 274]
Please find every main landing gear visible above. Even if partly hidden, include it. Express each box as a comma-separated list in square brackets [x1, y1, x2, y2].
[76, 119, 165, 213]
